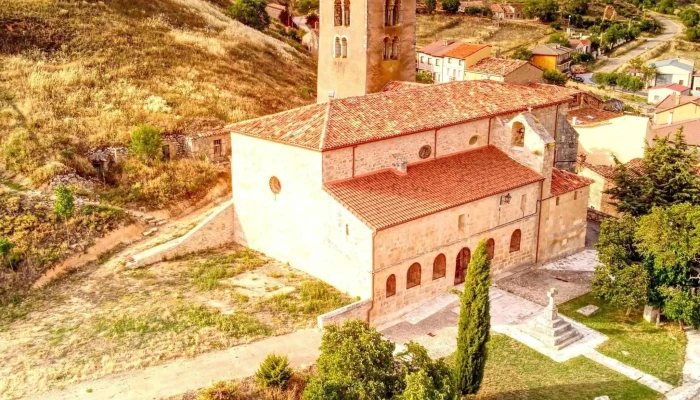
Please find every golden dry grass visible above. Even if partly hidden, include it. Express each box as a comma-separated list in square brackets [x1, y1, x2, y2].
[0, 246, 351, 399]
[415, 14, 551, 51]
[0, 0, 316, 190]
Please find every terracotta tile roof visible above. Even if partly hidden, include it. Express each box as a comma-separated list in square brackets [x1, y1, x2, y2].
[227, 80, 579, 151]
[324, 146, 543, 230]
[465, 57, 537, 76]
[652, 118, 700, 146]
[656, 94, 700, 111]
[649, 83, 690, 92]
[532, 44, 574, 56]
[490, 4, 504, 12]
[381, 81, 428, 92]
[443, 43, 490, 59]
[550, 169, 594, 196]
[582, 159, 646, 181]
[568, 107, 622, 126]
[418, 40, 458, 57]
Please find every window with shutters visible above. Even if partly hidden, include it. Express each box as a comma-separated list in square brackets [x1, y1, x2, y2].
[510, 230, 521, 252]
[486, 238, 495, 260]
[386, 274, 396, 297]
[334, 0, 342, 26]
[343, 0, 350, 25]
[213, 139, 222, 158]
[433, 254, 446, 279]
[407, 263, 421, 289]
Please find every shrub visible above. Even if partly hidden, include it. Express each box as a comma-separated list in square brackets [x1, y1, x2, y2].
[130, 125, 162, 161]
[53, 185, 75, 221]
[416, 71, 434, 84]
[228, 0, 271, 31]
[425, 0, 437, 14]
[550, 22, 561, 30]
[396, 342, 456, 399]
[256, 353, 292, 389]
[510, 47, 532, 60]
[547, 32, 568, 45]
[198, 380, 240, 400]
[442, 0, 460, 13]
[296, 0, 319, 13]
[543, 69, 567, 85]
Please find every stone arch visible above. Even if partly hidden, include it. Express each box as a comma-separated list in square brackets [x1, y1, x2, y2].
[341, 37, 348, 58]
[433, 253, 446, 279]
[512, 121, 525, 147]
[510, 229, 521, 252]
[386, 274, 396, 297]
[407, 262, 421, 289]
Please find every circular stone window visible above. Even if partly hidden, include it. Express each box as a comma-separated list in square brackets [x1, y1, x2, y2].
[469, 135, 479, 145]
[269, 176, 281, 194]
[418, 145, 432, 159]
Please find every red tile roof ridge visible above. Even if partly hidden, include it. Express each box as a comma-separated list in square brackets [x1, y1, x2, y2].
[550, 168, 594, 196]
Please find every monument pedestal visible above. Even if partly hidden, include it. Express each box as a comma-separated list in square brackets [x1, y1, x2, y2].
[527, 288, 582, 350]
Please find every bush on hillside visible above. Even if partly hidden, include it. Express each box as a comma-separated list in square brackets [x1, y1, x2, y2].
[198, 380, 240, 400]
[510, 47, 532, 60]
[543, 69, 567, 85]
[130, 125, 162, 161]
[547, 32, 569, 46]
[442, 0, 461, 13]
[228, 0, 271, 31]
[255, 353, 292, 389]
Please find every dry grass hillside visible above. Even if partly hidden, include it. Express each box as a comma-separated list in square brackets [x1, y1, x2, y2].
[0, 0, 317, 207]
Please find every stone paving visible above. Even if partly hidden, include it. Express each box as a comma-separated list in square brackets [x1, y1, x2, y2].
[584, 350, 675, 395]
[685, 329, 700, 385]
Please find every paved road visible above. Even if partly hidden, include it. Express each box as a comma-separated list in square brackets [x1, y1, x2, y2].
[596, 15, 682, 73]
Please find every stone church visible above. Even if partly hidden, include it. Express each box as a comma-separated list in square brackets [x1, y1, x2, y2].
[225, 0, 592, 325]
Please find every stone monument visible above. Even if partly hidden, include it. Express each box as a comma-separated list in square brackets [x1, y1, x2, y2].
[528, 288, 582, 350]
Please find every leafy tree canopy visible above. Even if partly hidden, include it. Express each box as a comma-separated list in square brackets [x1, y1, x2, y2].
[510, 47, 532, 60]
[130, 125, 162, 161]
[523, 0, 560, 22]
[546, 32, 570, 46]
[228, 0, 271, 31]
[442, 0, 461, 13]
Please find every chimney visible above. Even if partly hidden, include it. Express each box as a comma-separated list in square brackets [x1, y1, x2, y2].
[675, 93, 681, 106]
[391, 152, 407, 174]
[495, 48, 501, 58]
[443, 39, 449, 47]
[668, 111, 674, 125]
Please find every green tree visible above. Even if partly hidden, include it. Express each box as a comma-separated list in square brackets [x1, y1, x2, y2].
[543, 69, 567, 85]
[130, 125, 162, 161]
[510, 47, 532, 60]
[679, 7, 700, 26]
[228, 0, 270, 31]
[662, 287, 700, 328]
[454, 240, 491, 395]
[594, 262, 649, 315]
[425, 0, 437, 14]
[305, 11, 319, 28]
[416, 71, 434, 84]
[523, 0, 560, 22]
[303, 320, 399, 400]
[606, 129, 700, 216]
[657, 0, 676, 14]
[296, 0, 319, 13]
[0, 237, 14, 269]
[687, 27, 700, 42]
[54, 185, 75, 241]
[255, 353, 292, 389]
[396, 342, 456, 400]
[563, 0, 588, 17]
[547, 32, 570, 46]
[442, 0, 461, 13]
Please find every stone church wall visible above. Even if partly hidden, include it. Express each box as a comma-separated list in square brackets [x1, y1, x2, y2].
[537, 186, 589, 263]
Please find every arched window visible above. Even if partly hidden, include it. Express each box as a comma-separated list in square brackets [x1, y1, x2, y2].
[512, 122, 525, 147]
[334, 36, 341, 58]
[334, 0, 342, 26]
[407, 263, 421, 289]
[391, 37, 399, 60]
[382, 37, 390, 60]
[510, 229, 521, 253]
[486, 238, 495, 260]
[386, 274, 396, 297]
[455, 247, 470, 285]
[384, 0, 393, 26]
[343, 0, 350, 26]
[433, 254, 446, 280]
[392, 0, 401, 25]
[341, 37, 348, 58]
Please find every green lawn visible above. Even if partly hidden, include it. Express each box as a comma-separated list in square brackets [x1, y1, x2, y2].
[560, 292, 687, 386]
[464, 334, 662, 400]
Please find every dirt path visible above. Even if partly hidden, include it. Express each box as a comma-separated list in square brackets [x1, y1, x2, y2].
[27, 329, 322, 400]
[596, 15, 682, 73]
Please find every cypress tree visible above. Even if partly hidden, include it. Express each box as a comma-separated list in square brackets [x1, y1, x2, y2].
[454, 240, 491, 395]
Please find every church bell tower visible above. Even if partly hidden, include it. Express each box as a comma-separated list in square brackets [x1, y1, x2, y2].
[316, 0, 416, 103]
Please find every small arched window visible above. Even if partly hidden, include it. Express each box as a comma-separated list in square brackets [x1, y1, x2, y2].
[512, 122, 525, 147]
[433, 254, 446, 280]
[384, 0, 393, 26]
[343, 0, 350, 26]
[334, 0, 342, 26]
[382, 37, 390, 60]
[486, 238, 495, 260]
[386, 274, 396, 297]
[334, 36, 341, 58]
[392, 0, 401, 25]
[455, 247, 470, 285]
[407, 263, 421, 289]
[341, 37, 348, 58]
[391, 37, 399, 60]
[510, 229, 521, 253]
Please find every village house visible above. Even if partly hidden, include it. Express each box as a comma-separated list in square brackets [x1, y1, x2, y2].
[416, 40, 492, 83]
[649, 118, 700, 156]
[463, 57, 543, 85]
[647, 83, 690, 105]
[530, 44, 574, 73]
[219, 0, 593, 326]
[490, 4, 522, 19]
[567, 38, 592, 54]
[653, 93, 700, 125]
[578, 159, 644, 217]
[161, 119, 231, 163]
[569, 107, 652, 166]
[650, 58, 695, 88]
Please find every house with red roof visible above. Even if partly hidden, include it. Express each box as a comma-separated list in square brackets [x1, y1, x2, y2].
[578, 159, 645, 217]
[416, 40, 492, 83]
[647, 83, 690, 105]
[226, 80, 592, 326]
[463, 57, 543, 85]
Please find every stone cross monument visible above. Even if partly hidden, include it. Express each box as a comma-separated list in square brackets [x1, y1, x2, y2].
[527, 287, 582, 350]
